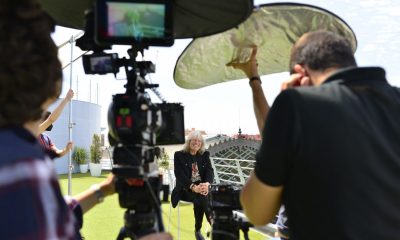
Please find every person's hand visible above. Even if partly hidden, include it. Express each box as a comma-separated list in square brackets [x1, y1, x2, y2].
[65, 89, 74, 101]
[199, 182, 210, 195]
[227, 46, 259, 79]
[65, 141, 73, 152]
[138, 232, 172, 240]
[281, 64, 311, 90]
[99, 174, 116, 197]
[192, 184, 200, 193]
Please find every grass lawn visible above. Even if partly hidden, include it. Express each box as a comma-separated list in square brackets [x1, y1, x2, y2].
[58, 173, 270, 240]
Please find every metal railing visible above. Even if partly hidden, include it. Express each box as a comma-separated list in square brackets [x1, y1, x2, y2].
[210, 157, 256, 186]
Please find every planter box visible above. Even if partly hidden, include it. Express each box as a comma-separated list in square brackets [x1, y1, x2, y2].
[79, 164, 88, 173]
[89, 163, 102, 177]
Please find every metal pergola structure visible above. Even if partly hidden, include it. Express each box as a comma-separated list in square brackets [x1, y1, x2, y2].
[207, 136, 277, 237]
[207, 137, 260, 186]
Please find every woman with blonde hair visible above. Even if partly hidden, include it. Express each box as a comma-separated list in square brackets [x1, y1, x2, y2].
[171, 131, 214, 240]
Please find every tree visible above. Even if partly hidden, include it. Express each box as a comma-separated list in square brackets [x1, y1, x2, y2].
[90, 134, 102, 164]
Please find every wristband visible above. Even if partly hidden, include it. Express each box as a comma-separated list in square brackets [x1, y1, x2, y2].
[249, 76, 261, 84]
[90, 184, 104, 203]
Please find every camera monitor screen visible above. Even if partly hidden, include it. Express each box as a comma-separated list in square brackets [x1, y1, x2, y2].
[82, 53, 118, 74]
[96, 0, 174, 46]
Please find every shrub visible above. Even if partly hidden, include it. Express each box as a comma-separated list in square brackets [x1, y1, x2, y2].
[90, 134, 102, 164]
[158, 148, 170, 169]
[72, 146, 89, 165]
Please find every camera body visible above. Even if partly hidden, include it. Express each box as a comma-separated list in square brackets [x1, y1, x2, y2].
[210, 184, 253, 240]
[108, 93, 185, 149]
[210, 184, 242, 211]
[76, 1, 182, 238]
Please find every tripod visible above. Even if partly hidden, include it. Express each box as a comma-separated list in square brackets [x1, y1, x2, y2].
[115, 177, 165, 240]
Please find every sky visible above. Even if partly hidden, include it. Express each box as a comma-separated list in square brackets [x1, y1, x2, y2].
[52, 0, 400, 136]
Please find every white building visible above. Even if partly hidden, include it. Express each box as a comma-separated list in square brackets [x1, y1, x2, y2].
[45, 99, 101, 174]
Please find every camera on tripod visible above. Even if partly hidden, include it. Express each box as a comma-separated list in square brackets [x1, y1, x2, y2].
[210, 184, 253, 240]
[76, 0, 184, 239]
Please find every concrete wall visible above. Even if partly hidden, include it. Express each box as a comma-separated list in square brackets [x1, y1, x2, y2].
[45, 99, 101, 174]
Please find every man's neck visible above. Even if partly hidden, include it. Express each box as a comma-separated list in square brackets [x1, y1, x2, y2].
[309, 67, 339, 86]
[24, 121, 40, 137]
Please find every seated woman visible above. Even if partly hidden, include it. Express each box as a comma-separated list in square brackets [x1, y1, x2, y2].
[171, 130, 214, 240]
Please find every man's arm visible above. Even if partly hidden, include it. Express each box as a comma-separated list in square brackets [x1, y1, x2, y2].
[39, 89, 74, 133]
[250, 80, 269, 134]
[227, 47, 269, 135]
[241, 90, 298, 226]
[240, 172, 283, 226]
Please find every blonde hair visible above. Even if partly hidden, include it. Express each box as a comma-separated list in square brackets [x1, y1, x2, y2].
[182, 131, 206, 154]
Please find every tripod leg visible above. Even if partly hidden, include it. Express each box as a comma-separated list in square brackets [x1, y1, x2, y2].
[116, 227, 127, 240]
[116, 227, 138, 240]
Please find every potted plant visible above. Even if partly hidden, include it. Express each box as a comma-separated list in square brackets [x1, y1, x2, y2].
[89, 134, 102, 177]
[72, 146, 89, 173]
[158, 148, 170, 170]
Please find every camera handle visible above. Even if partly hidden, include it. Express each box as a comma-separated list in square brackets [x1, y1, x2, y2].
[122, 46, 158, 96]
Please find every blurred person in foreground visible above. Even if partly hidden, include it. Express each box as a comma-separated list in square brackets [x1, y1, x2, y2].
[0, 1, 171, 239]
[240, 30, 400, 240]
[171, 131, 214, 240]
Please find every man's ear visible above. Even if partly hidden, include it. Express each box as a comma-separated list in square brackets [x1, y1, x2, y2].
[294, 64, 312, 86]
[292, 64, 307, 77]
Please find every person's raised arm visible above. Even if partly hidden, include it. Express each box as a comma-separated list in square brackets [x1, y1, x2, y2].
[227, 47, 269, 135]
[39, 89, 74, 133]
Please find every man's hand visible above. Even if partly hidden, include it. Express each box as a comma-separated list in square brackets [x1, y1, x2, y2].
[227, 46, 259, 79]
[281, 64, 311, 90]
[65, 89, 74, 101]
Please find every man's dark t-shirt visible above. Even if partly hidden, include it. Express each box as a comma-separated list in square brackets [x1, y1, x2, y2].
[255, 67, 400, 240]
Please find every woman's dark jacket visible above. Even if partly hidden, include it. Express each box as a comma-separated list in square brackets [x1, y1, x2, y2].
[171, 150, 214, 208]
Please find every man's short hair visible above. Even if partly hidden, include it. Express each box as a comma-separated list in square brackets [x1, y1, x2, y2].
[289, 30, 357, 72]
[0, 0, 62, 127]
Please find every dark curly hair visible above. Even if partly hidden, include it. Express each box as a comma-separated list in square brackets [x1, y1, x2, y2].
[0, 0, 62, 127]
[289, 30, 357, 73]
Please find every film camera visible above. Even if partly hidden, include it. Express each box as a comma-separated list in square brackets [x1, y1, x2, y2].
[76, 0, 184, 239]
[210, 184, 253, 240]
